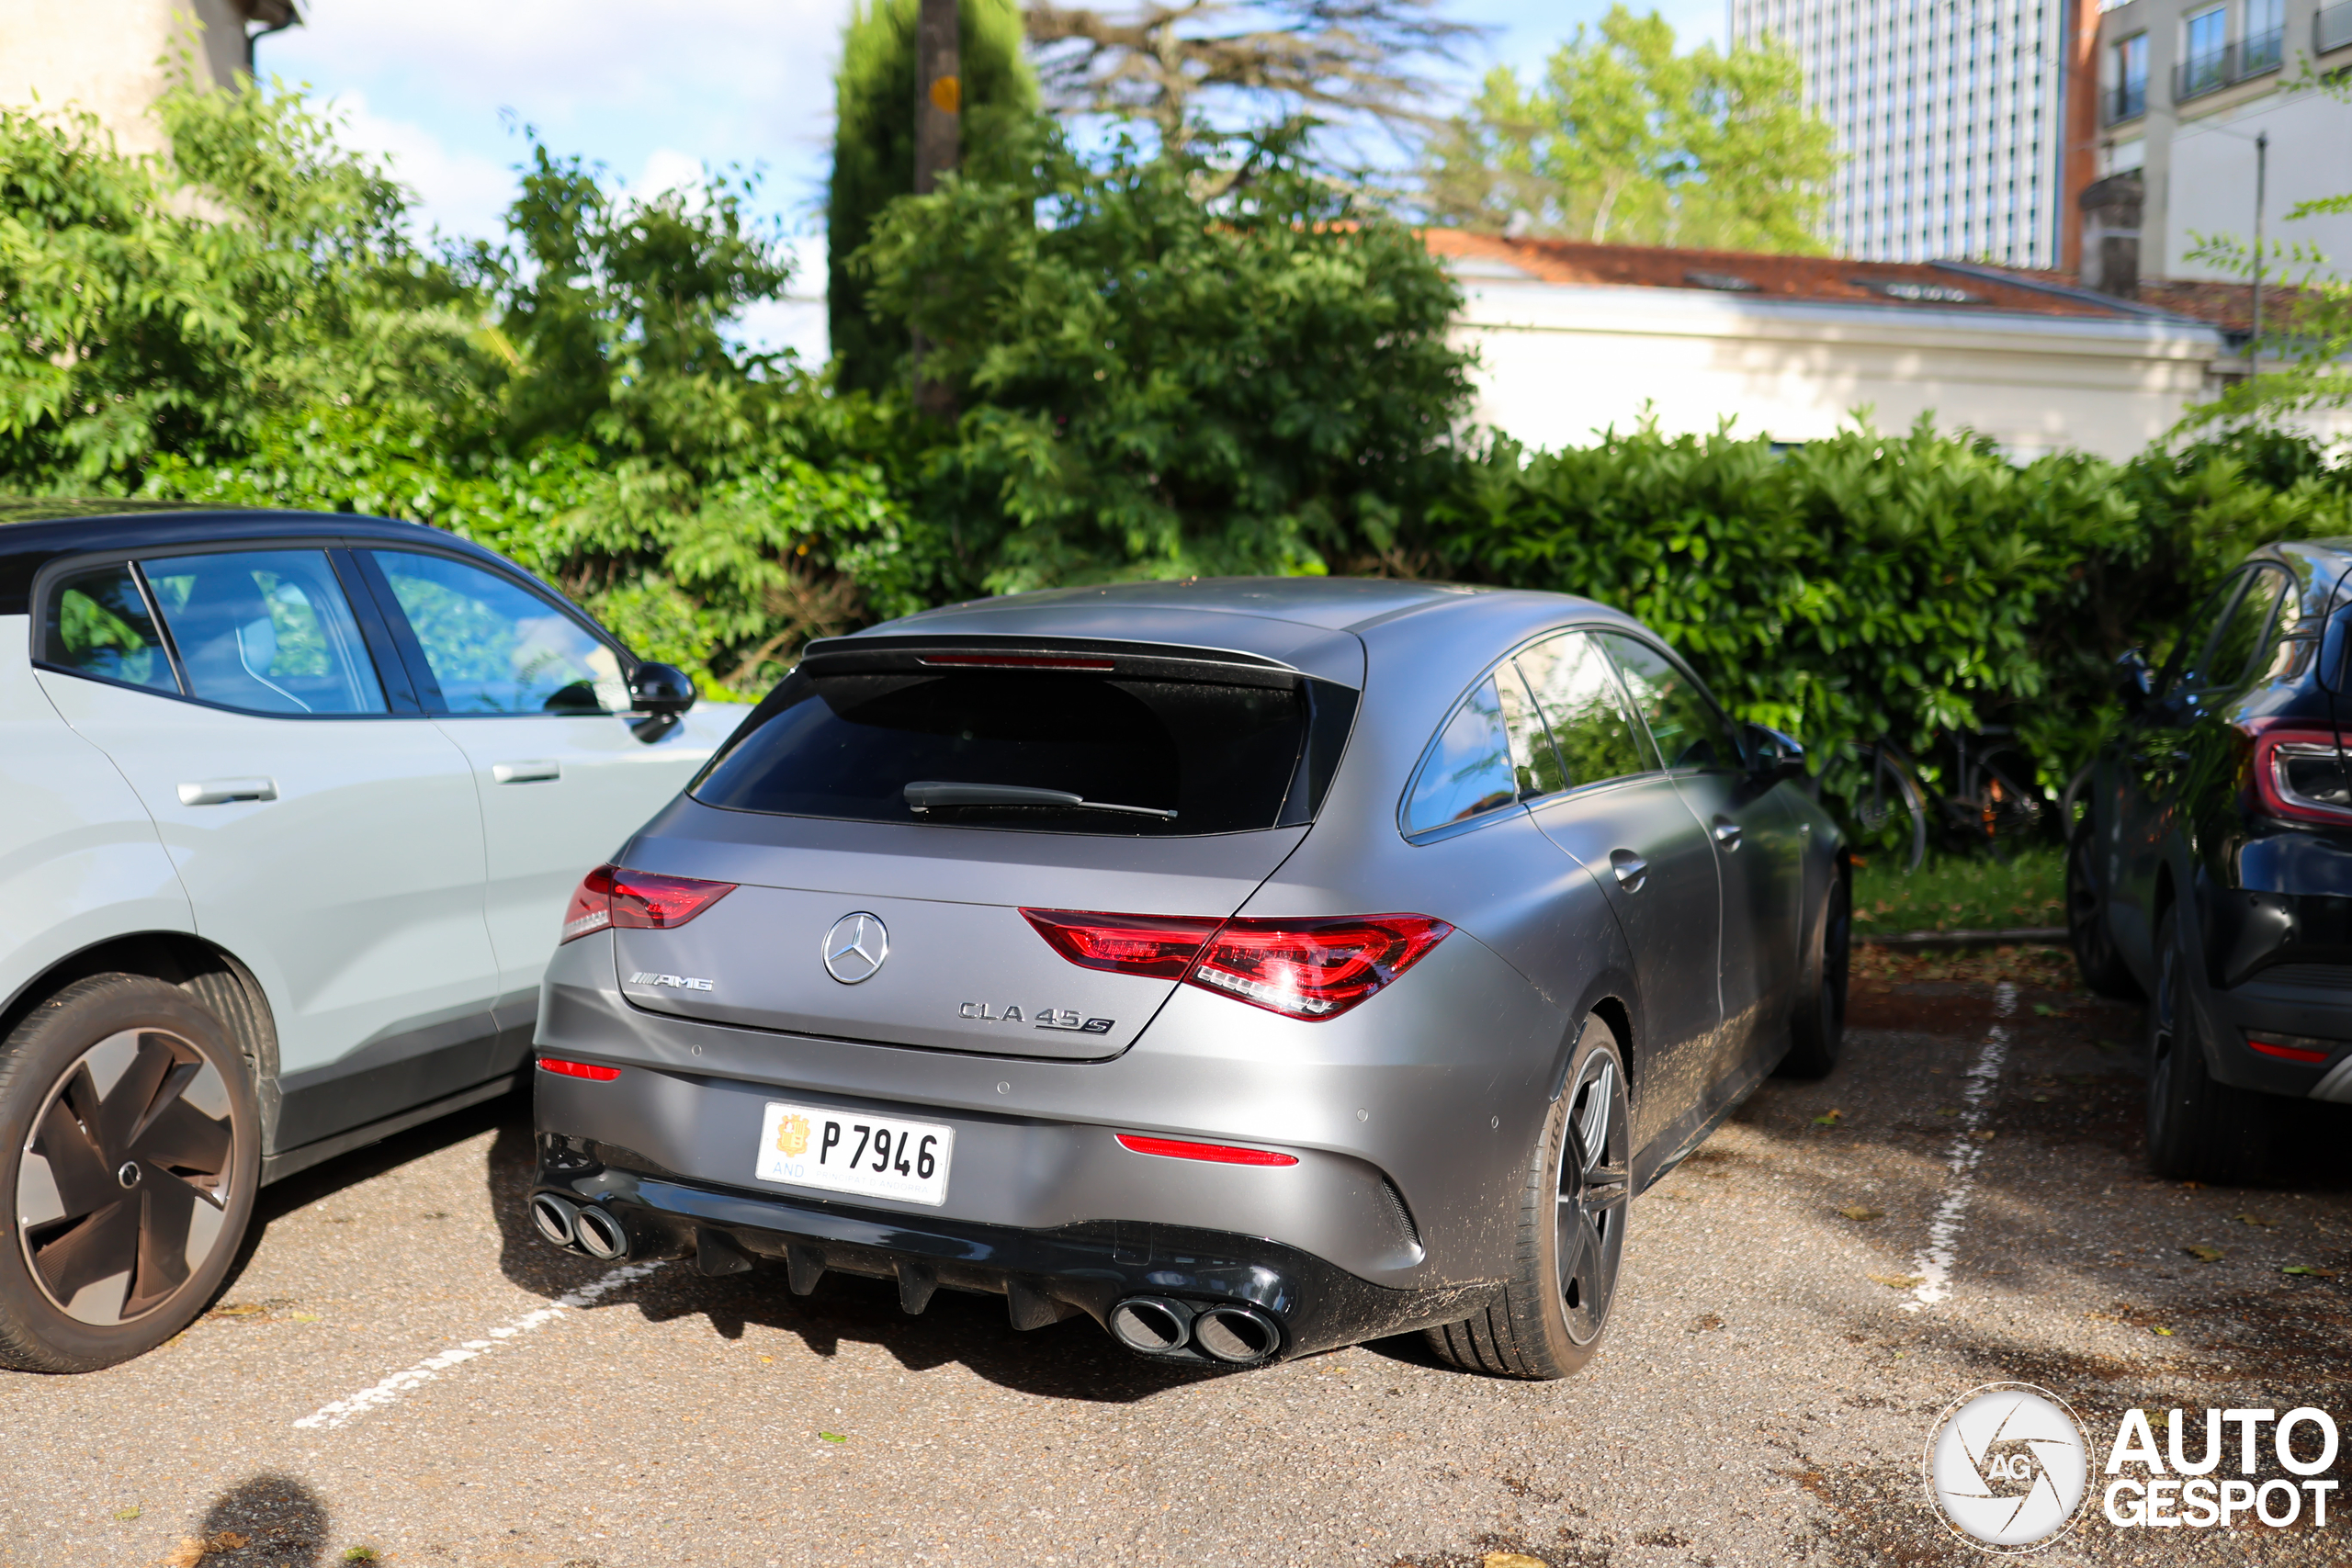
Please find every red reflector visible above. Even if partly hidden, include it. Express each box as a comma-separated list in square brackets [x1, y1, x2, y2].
[1020, 908, 1222, 978]
[537, 1056, 621, 1082]
[1190, 914, 1453, 1021]
[920, 653, 1116, 671]
[2246, 1036, 2333, 1064]
[1114, 1134, 1298, 1167]
[560, 863, 737, 943]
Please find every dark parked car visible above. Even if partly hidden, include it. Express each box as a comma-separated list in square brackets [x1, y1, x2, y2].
[530, 579, 1850, 1378]
[2069, 540, 2352, 1181]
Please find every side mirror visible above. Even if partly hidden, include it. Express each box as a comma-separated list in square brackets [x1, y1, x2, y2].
[1746, 723, 1807, 784]
[2113, 649, 2154, 712]
[627, 661, 698, 717]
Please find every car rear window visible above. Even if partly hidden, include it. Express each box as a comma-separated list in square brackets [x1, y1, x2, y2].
[693, 669, 1327, 836]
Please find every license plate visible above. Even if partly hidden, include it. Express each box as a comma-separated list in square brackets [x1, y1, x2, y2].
[753, 1101, 954, 1207]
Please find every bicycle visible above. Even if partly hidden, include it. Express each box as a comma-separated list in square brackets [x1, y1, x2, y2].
[1848, 729, 2050, 874]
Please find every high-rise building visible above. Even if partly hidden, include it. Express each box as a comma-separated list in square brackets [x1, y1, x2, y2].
[1729, 0, 2087, 267]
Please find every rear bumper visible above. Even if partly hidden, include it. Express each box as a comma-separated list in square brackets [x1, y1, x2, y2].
[2192, 966, 2352, 1102]
[531, 1144, 1496, 1363]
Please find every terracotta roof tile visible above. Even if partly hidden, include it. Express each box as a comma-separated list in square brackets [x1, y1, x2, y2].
[1422, 230, 2134, 319]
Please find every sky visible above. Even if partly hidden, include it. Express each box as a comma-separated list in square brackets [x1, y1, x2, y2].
[259, 0, 1726, 359]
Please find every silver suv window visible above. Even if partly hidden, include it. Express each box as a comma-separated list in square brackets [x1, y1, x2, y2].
[141, 549, 387, 716]
[368, 550, 628, 715]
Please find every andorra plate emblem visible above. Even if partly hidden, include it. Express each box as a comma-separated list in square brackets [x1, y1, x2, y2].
[774, 1113, 811, 1158]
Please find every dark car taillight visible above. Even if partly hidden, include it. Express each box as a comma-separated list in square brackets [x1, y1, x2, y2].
[1021, 908, 1452, 1021]
[2247, 722, 2352, 826]
[560, 863, 738, 943]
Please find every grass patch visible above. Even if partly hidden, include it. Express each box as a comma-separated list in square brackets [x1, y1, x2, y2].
[1852, 846, 2064, 935]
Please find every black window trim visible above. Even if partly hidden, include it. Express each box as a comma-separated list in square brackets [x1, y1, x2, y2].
[27, 540, 413, 722]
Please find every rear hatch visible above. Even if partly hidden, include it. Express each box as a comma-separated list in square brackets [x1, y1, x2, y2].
[605, 637, 1360, 1061]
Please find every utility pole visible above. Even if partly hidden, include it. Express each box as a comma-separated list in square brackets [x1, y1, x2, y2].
[911, 0, 961, 419]
[2251, 130, 2268, 363]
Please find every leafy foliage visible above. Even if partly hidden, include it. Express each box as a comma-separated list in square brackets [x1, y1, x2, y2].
[1412, 420, 2352, 813]
[856, 120, 1475, 590]
[1420, 5, 1834, 250]
[829, 0, 1038, 396]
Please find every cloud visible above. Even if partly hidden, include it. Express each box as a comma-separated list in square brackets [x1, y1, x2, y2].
[325, 91, 516, 241]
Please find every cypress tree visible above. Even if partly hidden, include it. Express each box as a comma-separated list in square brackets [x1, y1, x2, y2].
[829, 0, 1035, 395]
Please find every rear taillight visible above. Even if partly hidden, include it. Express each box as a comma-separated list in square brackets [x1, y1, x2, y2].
[2245, 1031, 2336, 1064]
[560, 863, 738, 944]
[1020, 908, 1452, 1021]
[538, 1056, 621, 1081]
[2248, 723, 2352, 826]
[1019, 908, 1223, 978]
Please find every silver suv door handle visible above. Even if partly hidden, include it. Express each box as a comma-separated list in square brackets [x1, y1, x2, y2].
[1712, 817, 1742, 849]
[177, 777, 277, 806]
[492, 761, 562, 784]
[1610, 850, 1648, 891]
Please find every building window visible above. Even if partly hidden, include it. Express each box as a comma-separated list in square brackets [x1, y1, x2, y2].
[2179, 6, 2228, 97]
[2245, 0, 2284, 70]
[2110, 33, 2148, 119]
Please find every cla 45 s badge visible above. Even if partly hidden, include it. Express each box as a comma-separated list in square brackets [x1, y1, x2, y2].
[959, 1002, 1114, 1033]
[628, 972, 714, 991]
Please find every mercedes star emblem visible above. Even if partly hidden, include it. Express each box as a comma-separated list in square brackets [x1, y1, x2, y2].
[821, 912, 890, 984]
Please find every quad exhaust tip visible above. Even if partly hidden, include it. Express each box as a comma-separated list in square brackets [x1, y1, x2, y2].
[529, 1192, 630, 1260]
[530, 1192, 578, 1248]
[1193, 1303, 1280, 1364]
[1108, 1296, 1282, 1364]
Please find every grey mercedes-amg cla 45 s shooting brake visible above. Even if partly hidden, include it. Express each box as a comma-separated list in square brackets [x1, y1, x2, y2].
[531, 578, 1849, 1378]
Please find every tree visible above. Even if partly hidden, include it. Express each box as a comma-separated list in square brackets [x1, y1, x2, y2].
[1420, 6, 1834, 253]
[829, 0, 1037, 395]
[1024, 0, 1477, 153]
[855, 119, 1475, 590]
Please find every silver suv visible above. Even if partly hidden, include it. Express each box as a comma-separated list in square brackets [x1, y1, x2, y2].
[0, 502, 741, 1371]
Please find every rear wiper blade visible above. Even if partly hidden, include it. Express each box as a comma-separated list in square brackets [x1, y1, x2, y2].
[903, 781, 1177, 820]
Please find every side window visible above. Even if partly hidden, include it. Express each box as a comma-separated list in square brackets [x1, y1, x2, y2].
[2161, 573, 2250, 697]
[1596, 632, 1743, 772]
[1403, 676, 1519, 835]
[368, 551, 627, 716]
[141, 550, 387, 716]
[40, 563, 177, 694]
[1512, 631, 1653, 791]
[1493, 665, 1556, 797]
[2196, 566, 2290, 694]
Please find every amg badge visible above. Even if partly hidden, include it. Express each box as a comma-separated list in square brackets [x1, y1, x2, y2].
[628, 972, 714, 991]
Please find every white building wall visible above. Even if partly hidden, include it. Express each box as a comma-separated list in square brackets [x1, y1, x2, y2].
[2155, 87, 2352, 278]
[0, 0, 252, 154]
[1731, 0, 2069, 266]
[1454, 279, 2223, 458]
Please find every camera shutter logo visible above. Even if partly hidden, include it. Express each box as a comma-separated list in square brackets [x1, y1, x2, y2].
[1924, 1382, 2090, 1552]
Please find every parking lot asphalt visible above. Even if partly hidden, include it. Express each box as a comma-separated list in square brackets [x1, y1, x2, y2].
[6, 951, 2350, 1568]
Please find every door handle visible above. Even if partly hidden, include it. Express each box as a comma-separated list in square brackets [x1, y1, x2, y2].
[492, 761, 562, 784]
[1712, 817, 1742, 850]
[1609, 850, 1648, 892]
[177, 777, 277, 806]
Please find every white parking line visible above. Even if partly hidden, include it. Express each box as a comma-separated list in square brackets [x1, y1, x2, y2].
[293, 1260, 663, 1430]
[1906, 981, 2017, 1310]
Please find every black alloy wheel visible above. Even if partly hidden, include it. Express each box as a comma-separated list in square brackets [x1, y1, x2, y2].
[1555, 1047, 1631, 1347]
[2145, 906, 2275, 1185]
[0, 975, 259, 1371]
[2065, 826, 2139, 999]
[1424, 1014, 1630, 1379]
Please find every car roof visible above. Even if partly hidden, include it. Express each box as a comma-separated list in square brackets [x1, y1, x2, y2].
[824, 576, 1642, 688]
[0, 505, 510, 618]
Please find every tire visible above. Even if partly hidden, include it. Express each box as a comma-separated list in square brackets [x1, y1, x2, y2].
[0, 975, 260, 1371]
[1778, 867, 1850, 1079]
[1425, 1015, 1630, 1380]
[2145, 906, 2276, 1184]
[2066, 825, 2139, 1000]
